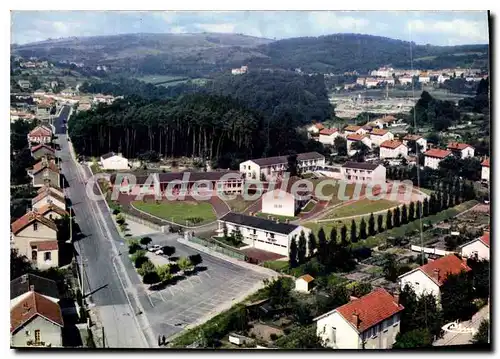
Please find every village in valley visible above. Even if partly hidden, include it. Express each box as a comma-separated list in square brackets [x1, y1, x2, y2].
[9, 10, 490, 351]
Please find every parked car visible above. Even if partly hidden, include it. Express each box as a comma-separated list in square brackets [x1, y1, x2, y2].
[148, 245, 161, 252]
[155, 249, 164, 255]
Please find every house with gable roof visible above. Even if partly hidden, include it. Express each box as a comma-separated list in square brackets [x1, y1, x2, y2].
[315, 288, 404, 349]
[460, 231, 490, 261]
[28, 158, 60, 188]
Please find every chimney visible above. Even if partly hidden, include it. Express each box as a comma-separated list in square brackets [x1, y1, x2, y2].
[393, 291, 400, 305]
[30, 285, 35, 292]
[350, 296, 358, 302]
[433, 269, 440, 282]
[352, 312, 360, 329]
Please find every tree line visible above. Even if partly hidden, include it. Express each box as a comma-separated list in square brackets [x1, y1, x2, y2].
[68, 94, 326, 169]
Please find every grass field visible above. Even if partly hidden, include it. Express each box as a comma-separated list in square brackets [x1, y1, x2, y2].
[134, 75, 186, 85]
[302, 200, 316, 213]
[419, 188, 435, 196]
[132, 200, 216, 226]
[309, 179, 359, 206]
[224, 195, 257, 213]
[262, 260, 289, 272]
[325, 199, 399, 219]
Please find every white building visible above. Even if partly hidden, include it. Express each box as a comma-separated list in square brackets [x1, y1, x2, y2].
[460, 231, 490, 261]
[424, 149, 453, 170]
[239, 152, 325, 181]
[399, 77, 413, 85]
[315, 288, 404, 349]
[402, 134, 428, 153]
[231, 66, 248, 75]
[216, 212, 311, 257]
[100, 152, 129, 170]
[344, 125, 368, 136]
[319, 128, 339, 145]
[365, 78, 380, 88]
[261, 186, 311, 218]
[398, 254, 471, 301]
[346, 134, 372, 151]
[341, 162, 386, 184]
[31, 189, 66, 212]
[356, 78, 366, 86]
[419, 76, 431, 84]
[438, 75, 450, 84]
[481, 158, 490, 182]
[369, 129, 394, 147]
[295, 274, 314, 293]
[307, 123, 325, 135]
[447, 142, 475, 159]
[379, 140, 408, 159]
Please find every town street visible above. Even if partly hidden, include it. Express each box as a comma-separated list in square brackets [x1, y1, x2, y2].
[55, 105, 153, 348]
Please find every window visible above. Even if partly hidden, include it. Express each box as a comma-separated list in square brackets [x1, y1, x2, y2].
[34, 330, 41, 344]
[33, 222, 38, 231]
[332, 327, 337, 344]
[31, 250, 37, 261]
[270, 233, 275, 239]
[44, 252, 51, 261]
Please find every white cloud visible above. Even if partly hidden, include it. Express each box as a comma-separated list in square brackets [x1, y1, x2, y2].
[408, 18, 488, 42]
[196, 23, 236, 33]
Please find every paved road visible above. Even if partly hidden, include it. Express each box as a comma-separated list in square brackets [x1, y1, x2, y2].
[55, 106, 151, 348]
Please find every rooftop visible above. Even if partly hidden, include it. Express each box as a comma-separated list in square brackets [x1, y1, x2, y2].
[319, 128, 338, 136]
[31, 144, 55, 154]
[370, 128, 389, 136]
[401, 254, 471, 286]
[250, 152, 325, 167]
[315, 288, 403, 333]
[342, 161, 381, 171]
[403, 134, 423, 141]
[11, 291, 63, 333]
[219, 212, 299, 235]
[11, 212, 58, 235]
[447, 142, 473, 151]
[380, 140, 404, 149]
[344, 125, 361, 132]
[11, 274, 59, 301]
[424, 149, 452, 159]
[481, 158, 490, 167]
[31, 189, 66, 207]
[346, 134, 366, 141]
[298, 274, 315, 283]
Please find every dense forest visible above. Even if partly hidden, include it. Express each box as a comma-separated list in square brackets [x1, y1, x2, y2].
[80, 70, 333, 125]
[68, 94, 326, 168]
[12, 33, 489, 77]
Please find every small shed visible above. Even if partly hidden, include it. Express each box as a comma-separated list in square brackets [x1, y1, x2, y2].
[295, 274, 315, 293]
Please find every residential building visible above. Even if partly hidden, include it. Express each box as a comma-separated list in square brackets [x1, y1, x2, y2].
[115, 171, 244, 196]
[261, 183, 312, 217]
[28, 158, 60, 188]
[380, 115, 397, 127]
[30, 144, 56, 161]
[365, 78, 380, 88]
[32, 189, 66, 212]
[356, 78, 366, 86]
[379, 140, 408, 159]
[216, 212, 311, 257]
[341, 162, 386, 184]
[37, 184, 65, 200]
[402, 134, 428, 153]
[369, 129, 394, 147]
[35, 204, 68, 221]
[399, 76, 413, 85]
[295, 275, 314, 293]
[10, 291, 63, 347]
[398, 254, 471, 301]
[307, 123, 325, 134]
[460, 231, 490, 261]
[437, 75, 450, 84]
[10, 274, 60, 307]
[17, 80, 32, 90]
[319, 128, 339, 145]
[424, 149, 453, 170]
[11, 212, 59, 270]
[346, 134, 372, 152]
[100, 152, 130, 170]
[447, 142, 475, 159]
[27, 126, 52, 146]
[239, 152, 325, 181]
[231, 66, 248, 75]
[481, 158, 490, 182]
[419, 75, 431, 84]
[315, 288, 404, 349]
[344, 125, 368, 136]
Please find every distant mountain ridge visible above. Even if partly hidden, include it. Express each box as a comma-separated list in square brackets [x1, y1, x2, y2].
[11, 32, 489, 76]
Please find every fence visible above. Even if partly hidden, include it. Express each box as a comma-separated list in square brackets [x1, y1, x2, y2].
[189, 236, 247, 261]
[122, 212, 166, 232]
[410, 244, 455, 257]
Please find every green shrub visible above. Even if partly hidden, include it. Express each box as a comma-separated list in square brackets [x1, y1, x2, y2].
[135, 255, 149, 269]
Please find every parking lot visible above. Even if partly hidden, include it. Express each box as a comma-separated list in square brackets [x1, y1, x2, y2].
[141, 233, 273, 339]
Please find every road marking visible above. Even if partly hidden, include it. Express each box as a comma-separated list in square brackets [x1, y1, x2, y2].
[168, 287, 175, 296]
[159, 291, 166, 302]
[187, 279, 195, 288]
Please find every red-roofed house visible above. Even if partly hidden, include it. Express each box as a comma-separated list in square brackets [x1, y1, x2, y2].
[307, 122, 325, 134]
[10, 290, 63, 347]
[447, 142, 475, 159]
[32, 189, 66, 212]
[27, 126, 52, 146]
[481, 158, 490, 183]
[344, 125, 368, 136]
[424, 149, 453, 170]
[30, 144, 55, 160]
[319, 128, 339, 145]
[398, 254, 471, 300]
[370, 129, 394, 147]
[315, 288, 404, 349]
[460, 231, 490, 261]
[379, 140, 408, 159]
[11, 212, 59, 270]
[402, 134, 428, 153]
[347, 134, 372, 152]
[28, 158, 60, 188]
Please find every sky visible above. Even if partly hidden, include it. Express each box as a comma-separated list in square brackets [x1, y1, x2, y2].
[11, 11, 489, 46]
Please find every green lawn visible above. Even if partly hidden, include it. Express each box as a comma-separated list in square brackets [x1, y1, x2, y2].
[262, 260, 289, 272]
[302, 200, 316, 213]
[132, 200, 216, 226]
[224, 195, 257, 213]
[325, 199, 399, 219]
[419, 188, 434, 196]
[309, 179, 359, 206]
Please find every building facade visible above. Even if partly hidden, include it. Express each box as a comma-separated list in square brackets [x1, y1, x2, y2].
[379, 140, 408, 159]
[424, 149, 453, 170]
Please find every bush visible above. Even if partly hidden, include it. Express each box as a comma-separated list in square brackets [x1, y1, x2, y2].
[162, 246, 176, 256]
[270, 333, 278, 341]
[112, 208, 121, 215]
[189, 254, 203, 266]
[143, 270, 160, 284]
[352, 247, 372, 260]
[135, 255, 149, 269]
[128, 243, 142, 254]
